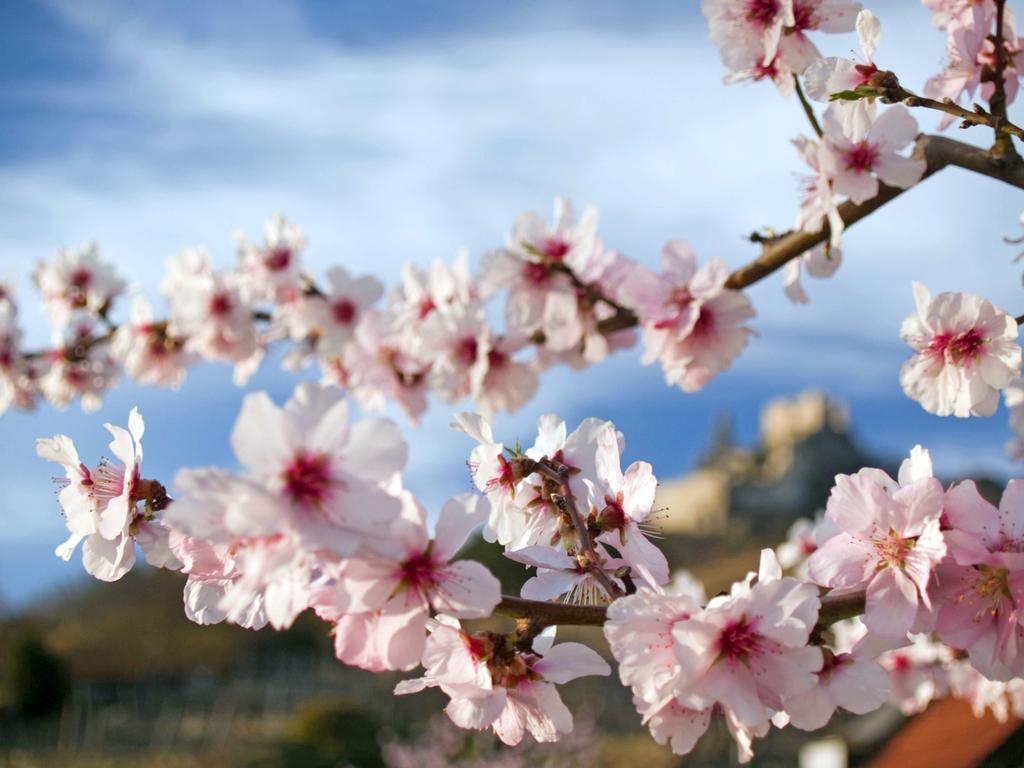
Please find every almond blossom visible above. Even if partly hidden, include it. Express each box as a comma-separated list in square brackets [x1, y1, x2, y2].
[820, 104, 926, 204]
[934, 479, 1024, 680]
[226, 382, 406, 557]
[37, 407, 179, 581]
[162, 248, 261, 383]
[792, 134, 844, 248]
[671, 550, 822, 739]
[702, 0, 795, 85]
[899, 283, 1021, 418]
[588, 424, 669, 586]
[783, 617, 889, 730]
[621, 241, 755, 392]
[112, 297, 194, 389]
[808, 458, 946, 638]
[451, 412, 530, 546]
[164, 467, 310, 629]
[33, 242, 125, 327]
[878, 633, 954, 715]
[234, 214, 306, 303]
[38, 320, 118, 412]
[395, 618, 610, 745]
[804, 9, 880, 141]
[505, 545, 624, 604]
[311, 493, 501, 672]
[925, 6, 1023, 125]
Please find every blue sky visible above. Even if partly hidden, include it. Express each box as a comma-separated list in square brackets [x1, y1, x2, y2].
[1, 0, 1022, 609]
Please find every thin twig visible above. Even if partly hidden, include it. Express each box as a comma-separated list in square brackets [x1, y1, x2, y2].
[794, 75, 823, 138]
[531, 459, 624, 600]
[991, 0, 1017, 157]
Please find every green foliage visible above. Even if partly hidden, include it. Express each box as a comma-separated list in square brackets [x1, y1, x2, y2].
[247, 697, 384, 768]
[4, 631, 71, 719]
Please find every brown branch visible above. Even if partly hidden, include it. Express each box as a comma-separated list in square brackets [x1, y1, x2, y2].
[531, 459, 624, 600]
[725, 134, 1024, 290]
[991, 0, 1017, 157]
[493, 588, 866, 631]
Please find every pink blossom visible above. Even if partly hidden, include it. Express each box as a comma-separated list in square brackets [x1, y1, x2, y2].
[820, 104, 926, 204]
[473, 336, 538, 421]
[505, 545, 624, 605]
[923, 0, 996, 31]
[900, 283, 1021, 418]
[671, 550, 822, 733]
[334, 308, 429, 423]
[792, 134, 844, 248]
[420, 304, 493, 406]
[604, 586, 712, 757]
[702, 0, 795, 82]
[234, 215, 306, 303]
[878, 633, 954, 714]
[934, 479, 1024, 680]
[279, 266, 383, 359]
[588, 424, 669, 586]
[33, 242, 125, 327]
[165, 467, 312, 629]
[312, 493, 501, 671]
[451, 412, 529, 546]
[621, 241, 755, 392]
[112, 297, 195, 389]
[39, 320, 119, 413]
[38, 408, 180, 581]
[162, 248, 261, 383]
[804, 9, 880, 141]
[783, 617, 889, 729]
[782, 243, 843, 305]
[226, 382, 406, 556]
[924, 6, 1023, 125]
[395, 618, 610, 745]
[808, 463, 946, 638]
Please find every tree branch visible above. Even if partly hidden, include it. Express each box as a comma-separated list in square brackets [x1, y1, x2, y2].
[493, 588, 866, 631]
[794, 75, 823, 138]
[532, 459, 624, 599]
[725, 134, 1024, 290]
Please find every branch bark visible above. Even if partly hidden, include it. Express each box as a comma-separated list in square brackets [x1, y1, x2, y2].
[724, 134, 1024, 290]
[494, 588, 866, 631]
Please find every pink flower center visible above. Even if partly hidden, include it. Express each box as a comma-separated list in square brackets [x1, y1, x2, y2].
[539, 236, 571, 260]
[753, 58, 781, 82]
[928, 328, 987, 367]
[401, 549, 438, 590]
[209, 292, 232, 317]
[282, 451, 332, 508]
[265, 246, 292, 272]
[418, 297, 436, 319]
[791, 0, 817, 31]
[873, 529, 914, 569]
[717, 617, 761, 663]
[954, 565, 1012, 623]
[332, 298, 356, 325]
[69, 267, 93, 289]
[692, 305, 714, 337]
[455, 337, 479, 366]
[483, 454, 516, 495]
[487, 348, 508, 370]
[843, 141, 880, 173]
[523, 261, 550, 286]
[745, 0, 780, 28]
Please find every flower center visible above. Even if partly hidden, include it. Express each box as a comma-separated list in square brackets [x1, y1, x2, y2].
[949, 328, 985, 365]
[69, 267, 93, 289]
[745, 0, 780, 28]
[332, 298, 356, 325]
[209, 292, 232, 317]
[523, 261, 550, 286]
[455, 337, 479, 366]
[873, 528, 914, 569]
[282, 451, 332, 508]
[843, 141, 880, 173]
[401, 549, 438, 590]
[717, 617, 761, 663]
[539, 236, 571, 260]
[265, 246, 292, 272]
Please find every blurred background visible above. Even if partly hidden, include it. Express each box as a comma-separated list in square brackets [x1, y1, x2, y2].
[1, 1, 1023, 766]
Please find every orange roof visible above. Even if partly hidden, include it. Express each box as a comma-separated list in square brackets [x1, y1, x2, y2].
[865, 698, 1021, 768]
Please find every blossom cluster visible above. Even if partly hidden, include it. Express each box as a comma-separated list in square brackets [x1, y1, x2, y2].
[36, 397, 1024, 760]
[8, 205, 753, 424]
[923, 0, 1024, 122]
